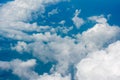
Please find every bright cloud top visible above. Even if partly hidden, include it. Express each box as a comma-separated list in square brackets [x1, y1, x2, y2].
[76, 41, 120, 80]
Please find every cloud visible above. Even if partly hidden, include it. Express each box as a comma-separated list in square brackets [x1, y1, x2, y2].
[0, 0, 120, 80]
[0, 28, 32, 41]
[11, 41, 28, 53]
[0, 59, 71, 80]
[13, 32, 84, 74]
[12, 16, 120, 77]
[48, 8, 59, 16]
[0, 59, 38, 80]
[75, 41, 120, 80]
[0, 0, 66, 40]
[59, 20, 66, 25]
[0, 0, 62, 22]
[54, 26, 73, 34]
[72, 9, 84, 29]
[38, 73, 71, 80]
[88, 15, 107, 23]
[80, 23, 120, 52]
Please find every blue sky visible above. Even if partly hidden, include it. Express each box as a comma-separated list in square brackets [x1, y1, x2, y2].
[0, 0, 120, 80]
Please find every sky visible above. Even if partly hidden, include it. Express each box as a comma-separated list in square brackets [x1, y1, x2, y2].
[0, 0, 120, 80]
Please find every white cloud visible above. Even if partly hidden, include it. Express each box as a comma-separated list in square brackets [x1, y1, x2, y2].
[72, 9, 84, 29]
[0, 21, 52, 40]
[0, 59, 39, 80]
[88, 15, 107, 24]
[11, 41, 28, 53]
[0, 59, 71, 80]
[12, 21, 120, 76]
[0, 28, 32, 41]
[14, 32, 84, 74]
[76, 41, 120, 80]
[0, 0, 62, 22]
[55, 26, 73, 34]
[0, 61, 11, 70]
[0, 0, 66, 40]
[48, 8, 59, 16]
[0, 22, 42, 32]
[0, 0, 120, 79]
[12, 16, 120, 76]
[38, 73, 71, 80]
[80, 23, 120, 52]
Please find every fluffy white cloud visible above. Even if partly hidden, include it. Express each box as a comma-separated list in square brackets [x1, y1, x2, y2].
[13, 32, 84, 74]
[80, 23, 120, 52]
[72, 9, 84, 28]
[0, 21, 51, 40]
[11, 41, 28, 53]
[0, 0, 66, 40]
[12, 18, 120, 76]
[0, 59, 39, 80]
[0, 59, 71, 80]
[76, 41, 120, 80]
[88, 15, 107, 23]
[1, 0, 120, 79]
[0, 0, 62, 22]
[11, 15, 120, 76]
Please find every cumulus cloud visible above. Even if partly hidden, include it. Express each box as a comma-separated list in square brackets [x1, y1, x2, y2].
[80, 23, 120, 52]
[12, 16, 120, 76]
[0, 0, 66, 40]
[11, 41, 28, 53]
[0, 59, 38, 80]
[72, 9, 84, 29]
[12, 32, 84, 74]
[0, 59, 71, 80]
[76, 41, 120, 80]
[0, 0, 63, 22]
[0, 0, 120, 80]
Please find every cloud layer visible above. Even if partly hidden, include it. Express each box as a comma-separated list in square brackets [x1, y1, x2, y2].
[0, 0, 120, 80]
